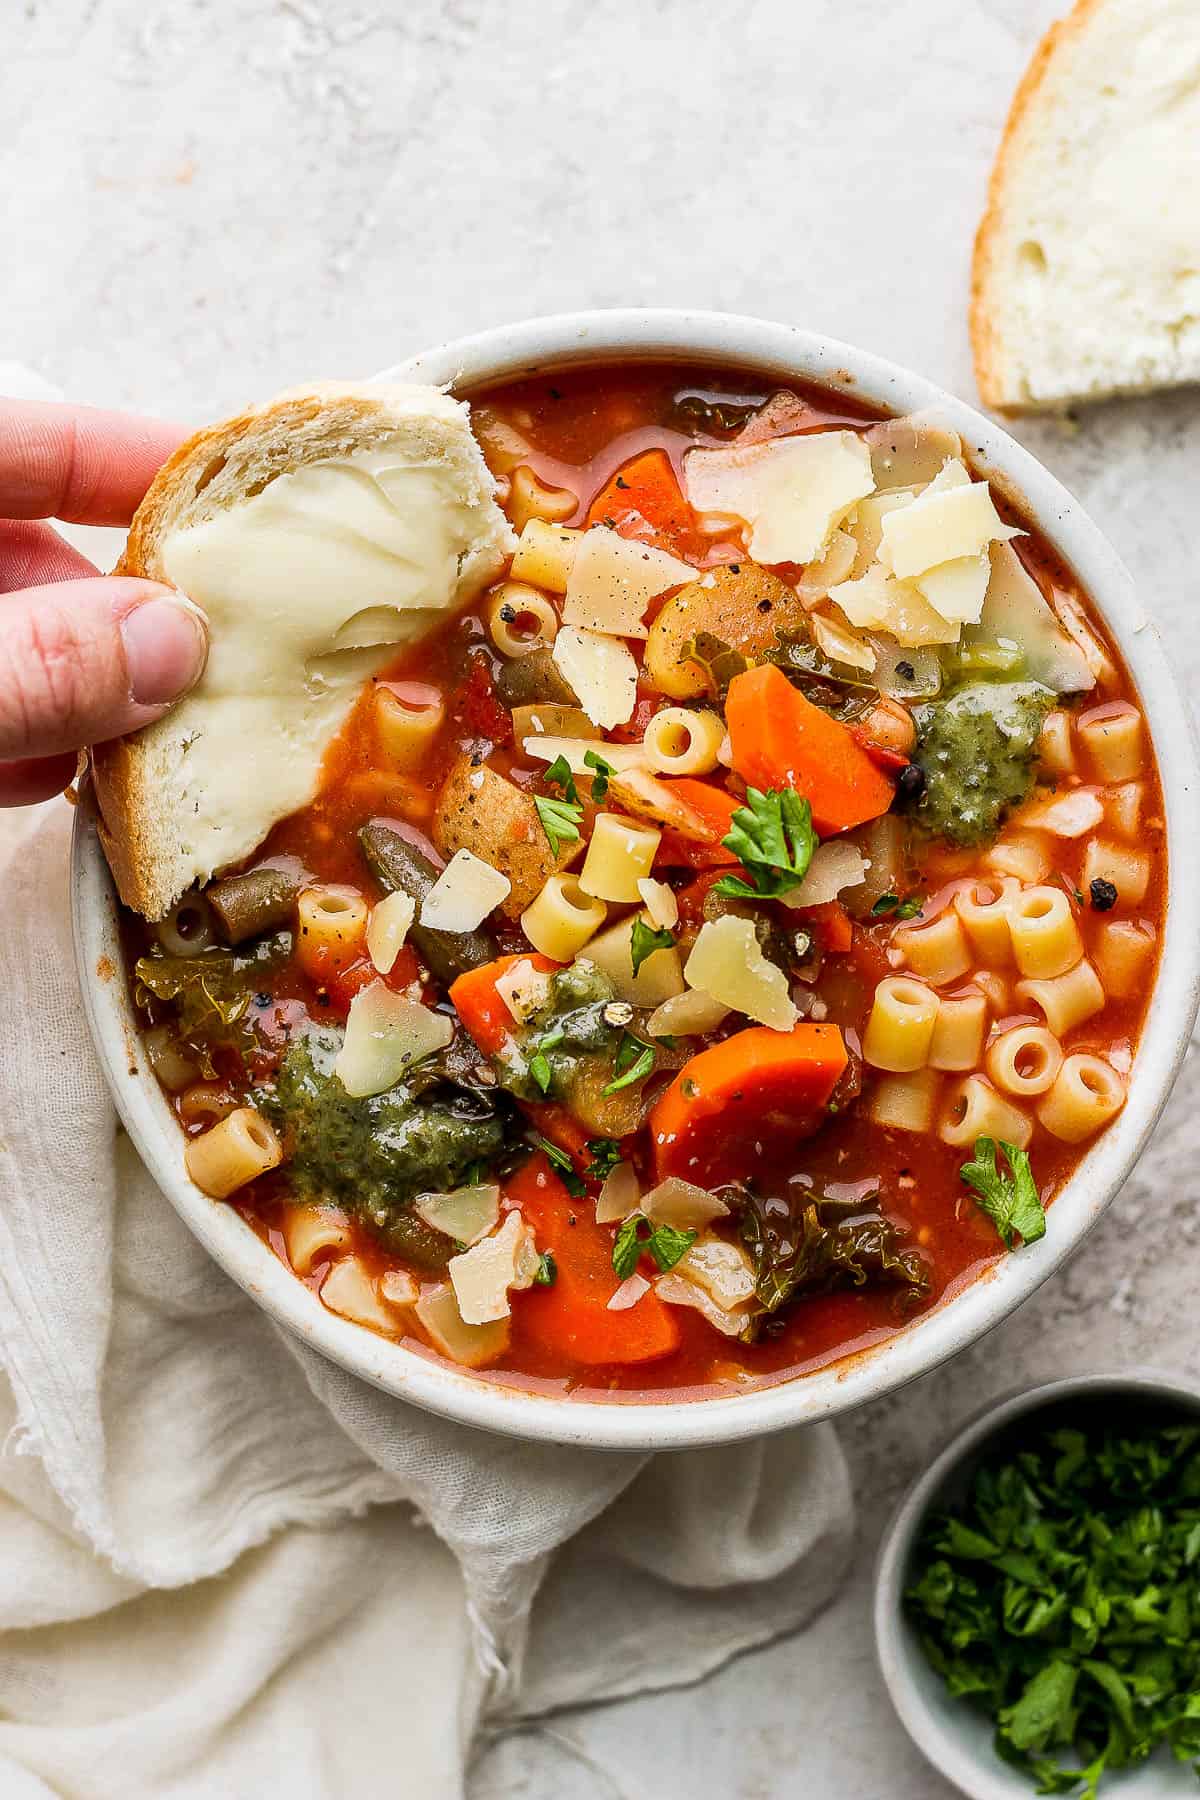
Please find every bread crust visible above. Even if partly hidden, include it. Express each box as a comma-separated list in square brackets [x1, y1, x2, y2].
[970, 0, 1108, 412]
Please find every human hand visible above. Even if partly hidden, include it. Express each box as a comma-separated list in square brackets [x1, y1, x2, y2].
[0, 400, 207, 804]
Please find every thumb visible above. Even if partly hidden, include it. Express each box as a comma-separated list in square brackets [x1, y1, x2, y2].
[0, 576, 208, 761]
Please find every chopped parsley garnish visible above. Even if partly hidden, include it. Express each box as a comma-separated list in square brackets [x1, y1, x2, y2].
[530, 1132, 586, 1198]
[534, 778, 584, 857]
[905, 1413, 1200, 1796]
[611, 1213, 697, 1279]
[528, 1023, 565, 1095]
[872, 892, 925, 920]
[585, 1137, 622, 1181]
[1089, 877, 1119, 913]
[714, 787, 818, 900]
[542, 753, 579, 803]
[960, 1136, 1046, 1249]
[584, 748, 614, 802]
[533, 1251, 557, 1286]
[602, 1032, 656, 1095]
[630, 916, 676, 976]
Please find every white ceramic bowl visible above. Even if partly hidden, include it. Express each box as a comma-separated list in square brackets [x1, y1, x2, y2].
[874, 1370, 1200, 1798]
[70, 309, 1200, 1449]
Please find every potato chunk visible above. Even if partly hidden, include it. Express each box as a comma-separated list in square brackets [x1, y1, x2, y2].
[432, 756, 579, 920]
[643, 563, 808, 699]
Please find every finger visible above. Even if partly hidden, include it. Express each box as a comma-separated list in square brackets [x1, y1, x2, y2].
[0, 519, 97, 592]
[0, 400, 186, 526]
[0, 752, 80, 807]
[0, 576, 208, 760]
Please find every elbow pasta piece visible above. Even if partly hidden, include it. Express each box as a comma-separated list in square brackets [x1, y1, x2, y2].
[862, 976, 940, 1071]
[928, 989, 988, 1072]
[1081, 838, 1151, 906]
[641, 708, 726, 777]
[985, 833, 1051, 885]
[1037, 1053, 1126, 1143]
[1007, 887, 1083, 979]
[1103, 781, 1144, 839]
[486, 582, 559, 658]
[184, 1106, 283, 1199]
[374, 683, 445, 770]
[521, 873, 608, 961]
[894, 911, 972, 986]
[296, 885, 369, 981]
[1037, 710, 1076, 776]
[985, 1024, 1063, 1097]
[509, 519, 581, 593]
[1093, 919, 1157, 1000]
[1076, 701, 1144, 783]
[868, 1068, 941, 1134]
[508, 465, 578, 531]
[579, 813, 662, 903]
[283, 1203, 353, 1275]
[954, 879, 1016, 964]
[939, 1076, 1032, 1152]
[1015, 958, 1105, 1036]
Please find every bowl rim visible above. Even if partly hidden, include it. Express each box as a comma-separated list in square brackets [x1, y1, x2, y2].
[70, 307, 1200, 1450]
[873, 1367, 1200, 1798]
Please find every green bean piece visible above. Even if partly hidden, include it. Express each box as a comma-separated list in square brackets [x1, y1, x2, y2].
[206, 866, 301, 945]
[357, 822, 496, 984]
[494, 646, 579, 710]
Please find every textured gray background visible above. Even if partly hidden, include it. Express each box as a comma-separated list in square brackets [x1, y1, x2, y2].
[5, 3, 1199, 1795]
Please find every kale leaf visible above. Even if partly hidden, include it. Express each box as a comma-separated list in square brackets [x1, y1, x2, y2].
[738, 1188, 928, 1320]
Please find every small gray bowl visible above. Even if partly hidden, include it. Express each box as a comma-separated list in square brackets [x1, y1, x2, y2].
[874, 1370, 1200, 1800]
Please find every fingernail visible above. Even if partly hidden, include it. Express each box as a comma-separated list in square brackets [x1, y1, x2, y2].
[120, 591, 209, 706]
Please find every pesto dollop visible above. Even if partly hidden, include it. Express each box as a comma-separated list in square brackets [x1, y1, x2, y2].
[910, 680, 1054, 848]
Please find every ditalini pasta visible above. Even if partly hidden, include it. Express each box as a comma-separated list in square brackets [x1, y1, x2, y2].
[119, 360, 1165, 1397]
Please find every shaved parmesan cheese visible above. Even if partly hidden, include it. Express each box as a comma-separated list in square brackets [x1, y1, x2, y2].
[781, 839, 868, 908]
[1018, 787, 1104, 838]
[678, 1236, 757, 1308]
[552, 625, 639, 729]
[494, 957, 554, 1024]
[596, 1160, 640, 1224]
[645, 988, 730, 1039]
[684, 916, 797, 1031]
[320, 1258, 398, 1334]
[915, 552, 991, 625]
[794, 528, 857, 605]
[980, 542, 1095, 694]
[415, 1184, 501, 1246]
[415, 1282, 509, 1368]
[585, 912, 686, 1006]
[656, 1273, 747, 1336]
[684, 431, 875, 565]
[420, 849, 510, 932]
[849, 491, 916, 577]
[522, 735, 646, 776]
[366, 889, 415, 974]
[562, 528, 694, 639]
[449, 1210, 540, 1325]
[830, 565, 959, 647]
[923, 456, 973, 495]
[335, 982, 453, 1098]
[637, 877, 679, 930]
[810, 608, 877, 671]
[607, 1273, 650, 1312]
[880, 479, 1021, 581]
[642, 1178, 729, 1231]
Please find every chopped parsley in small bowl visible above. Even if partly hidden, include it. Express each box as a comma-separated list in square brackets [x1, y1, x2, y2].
[874, 1372, 1200, 1800]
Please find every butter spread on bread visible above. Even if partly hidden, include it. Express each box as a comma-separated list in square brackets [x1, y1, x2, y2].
[91, 383, 514, 919]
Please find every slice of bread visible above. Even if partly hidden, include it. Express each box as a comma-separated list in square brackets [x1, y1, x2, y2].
[92, 381, 514, 919]
[972, 0, 1200, 412]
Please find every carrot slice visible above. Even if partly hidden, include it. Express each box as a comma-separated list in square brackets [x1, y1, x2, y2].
[656, 778, 741, 868]
[793, 899, 854, 955]
[448, 954, 560, 1058]
[725, 664, 895, 835]
[587, 447, 694, 554]
[649, 1023, 848, 1188]
[507, 1155, 681, 1366]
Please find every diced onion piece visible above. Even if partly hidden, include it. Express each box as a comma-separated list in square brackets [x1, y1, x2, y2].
[552, 626, 639, 729]
[522, 734, 647, 776]
[879, 477, 1021, 581]
[380, 1269, 419, 1308]
[779, 840, 868, 908]
[646, 988, 731, 1038]
[915, 552, 991, 625]
[448, 1210, 540, 1325]
[684, 431, 875, 564]
[579, 813, 662, 904]
[871, 638, 942, 699]
[684, 916, 797, 1031]
[415, 1184, 501, 1246]
[419, 849, 511, 933]
[1018, 788, 1104, 838]
[641, 1177, 729, 1230]
[596, 1160, 640, 1224]
[980, 542, 1095, 693]
[810, 609, 877, 671]
[415, 1281, 510, 1368]
[494, 957, 555, 1024]
[607, 1273, 650, 1312]
[320, 1257, 399, 1334]
[656, 1273, 748, 1336]
[562, 528, 694, 639]
[678, 1236, 757, 1308]
[637, 877, 679, 930]
[335, 982, 453, 1098]
[584, 913, 686, 1006]
[866, 416, 965, 492]
[830, 566, 960, 647]
[366, 889, 416, 975]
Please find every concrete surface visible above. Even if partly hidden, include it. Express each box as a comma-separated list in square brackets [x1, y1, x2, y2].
[5, 2, 1200, 1796]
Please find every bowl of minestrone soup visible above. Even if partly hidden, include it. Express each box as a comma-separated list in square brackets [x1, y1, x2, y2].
[72, 310, 1200, 1448]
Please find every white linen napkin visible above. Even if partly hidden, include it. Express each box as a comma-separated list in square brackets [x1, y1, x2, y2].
[0, 802, 854, 1799]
